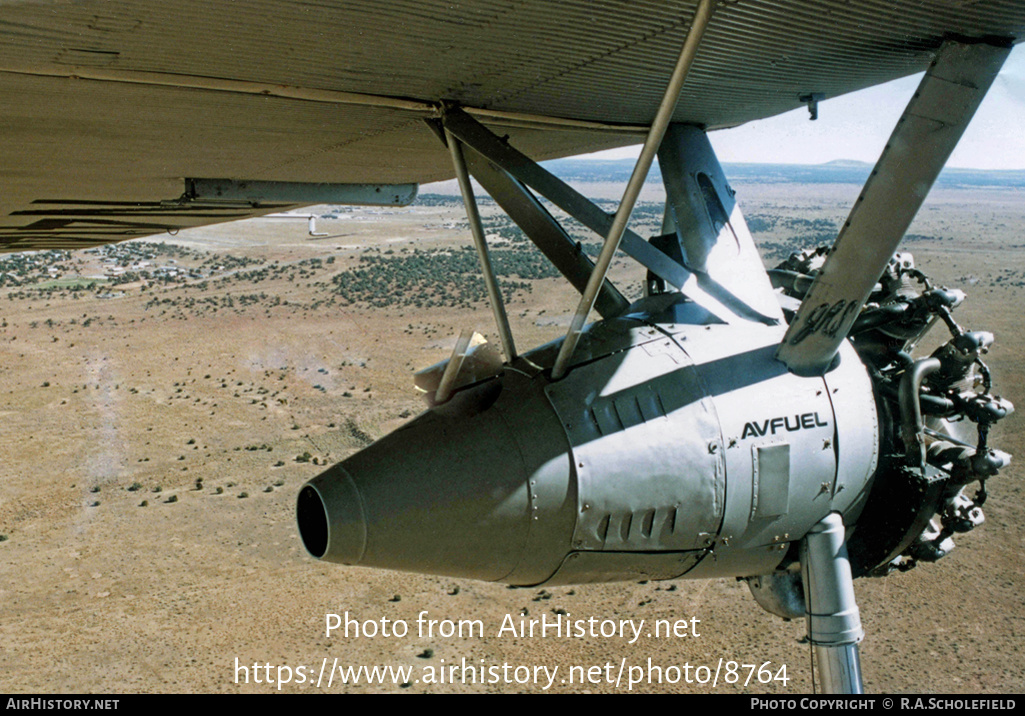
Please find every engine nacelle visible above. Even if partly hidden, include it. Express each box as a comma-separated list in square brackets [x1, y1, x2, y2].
[297, 308, 879, 586]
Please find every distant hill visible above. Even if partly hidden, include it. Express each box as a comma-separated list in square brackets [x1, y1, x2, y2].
[822, 159, 872, 167]
[541, 157, 1025, 189]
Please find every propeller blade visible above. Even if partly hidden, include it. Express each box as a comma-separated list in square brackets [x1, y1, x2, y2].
[776, 40, 1010, 376]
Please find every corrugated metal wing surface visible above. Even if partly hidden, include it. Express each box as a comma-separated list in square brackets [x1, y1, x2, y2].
[0, 0, 1022, 249]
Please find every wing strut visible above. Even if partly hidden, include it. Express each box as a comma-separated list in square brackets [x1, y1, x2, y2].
[425, 116, 630, 319]
[443, 106, 782, 330]
[776, 39, 1012, 376]
[549, 0, 715, 379]
[445, 128, 518, 361]
[442, 108, 698, 303]
[657, 124, 784, 325]
[460, 147, 631, 319]
[442, 108, 779, 328]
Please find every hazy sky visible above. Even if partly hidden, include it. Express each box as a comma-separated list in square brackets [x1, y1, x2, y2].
[588, 44, 1025, 170]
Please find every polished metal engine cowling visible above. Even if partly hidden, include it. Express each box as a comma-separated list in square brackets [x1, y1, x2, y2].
[297, 316, 878, 586]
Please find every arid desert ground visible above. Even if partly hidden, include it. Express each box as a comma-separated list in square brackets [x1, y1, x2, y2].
[1, 171, 1023, 693]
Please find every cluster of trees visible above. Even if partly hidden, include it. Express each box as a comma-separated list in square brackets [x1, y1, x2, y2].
[330, 244, 559, 309]
[199, 253, 264, 272]
[746, 213, 840, 261]
[413, 194, 463, 207]
[144, 292, 282, 315]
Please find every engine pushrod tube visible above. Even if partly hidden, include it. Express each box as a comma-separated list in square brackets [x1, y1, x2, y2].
[551, 0, 715, 380]
[898, 357, 942, 466]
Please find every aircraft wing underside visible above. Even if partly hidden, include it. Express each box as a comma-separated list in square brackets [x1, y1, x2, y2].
[1, 0, 1023, 251]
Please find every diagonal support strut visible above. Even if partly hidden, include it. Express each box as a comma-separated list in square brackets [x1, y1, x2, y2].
[426, 116, 630, 319]
[461, 147, 631, 319]
[446, 128, 518, 362]
[441, 108, 696, 300]
[550, 0, 715, 378]
[443, 107, 782, 330]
